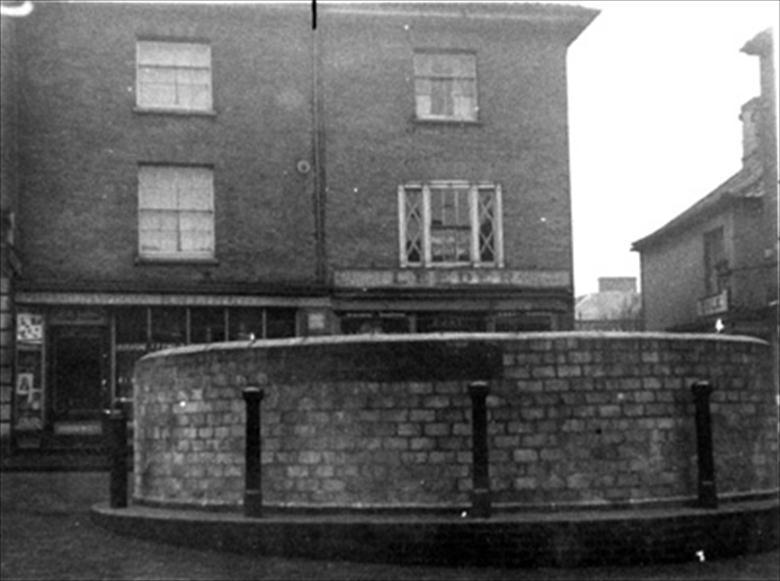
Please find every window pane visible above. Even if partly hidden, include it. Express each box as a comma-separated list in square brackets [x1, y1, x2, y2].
[431, 228, 469, 263]
[404, 187, 423, 264]
[139, 230, 177, 254]
[429, 80, 454, 117]
[415, 95, 432, 118]
[454, 96, 476, 120]
[150, 307, 186, 345]
[139, 66, 176, 84]
[417, 312, 486, 333]
[265, 308, 296, 338]
[190, 308, 226, 343]
[180, 230, 214, 253]
[179, 211, 212, 231]
[139, 41, 210, 67]
[478, 188, 496, 263]
[139, 167, 177, 209]
[138, 167, 214, 258]
[115, 307, 148, 344]
[494, 314, 551, 332]
[137, 41, 211, 110]
[228, 308, 264, 340]
[179, 179, 213, 210]
[414, 53, 476, 120]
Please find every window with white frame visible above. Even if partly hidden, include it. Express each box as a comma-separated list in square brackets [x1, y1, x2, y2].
[413, 51, 477, 122]
[138, 165, 215, 260]
[398, 182, 502, 267]
[136, 40, 212, 112]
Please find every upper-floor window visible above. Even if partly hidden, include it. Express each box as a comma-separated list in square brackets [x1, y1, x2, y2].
[398, 181, 502, 267]
[136, 41, 212, 112]
[703, 226, 727, 295]
[413, 51, 477, 122]
[138, 165, 215, 261]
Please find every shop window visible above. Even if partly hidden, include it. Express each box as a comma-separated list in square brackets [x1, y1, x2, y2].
[413, 51, 477, 122]
[494, 313, 552, 332]
[115, 307, 149, 345]
[417, 312, 487, 333]
[399, 181, 502, 267]
[136, 40, 212, 112]
[190, 308, 226, 343]
[228, 308, 264, 340]
[150, 307, 187, 346]
[138, 165, 215, 261]
[265, 308, 297, 339]
[340, 313, 411, 334]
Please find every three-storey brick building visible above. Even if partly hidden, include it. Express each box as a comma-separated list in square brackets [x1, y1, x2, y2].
[0, 2, 597, 451]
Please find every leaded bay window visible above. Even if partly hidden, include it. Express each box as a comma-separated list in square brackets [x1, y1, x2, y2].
[414, 51, 477, 122]
[136, 40, 212, 112]
[398, 181, 503, 267]
[138, 165, 215, 261]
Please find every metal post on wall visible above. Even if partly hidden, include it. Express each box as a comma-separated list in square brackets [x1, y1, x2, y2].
[468, 380, 491, 518]
[104, 402, 128, 508]
[243, 387, 264, 518]
[691, 380, 717, 509]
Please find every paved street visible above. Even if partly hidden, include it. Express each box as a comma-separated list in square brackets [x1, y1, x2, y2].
[1, 470, 778, 580]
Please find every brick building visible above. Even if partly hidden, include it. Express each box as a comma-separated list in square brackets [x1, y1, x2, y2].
[0, 2, 597, 452]
[574, 277, 642, 331]
[632, 29, 778, 378]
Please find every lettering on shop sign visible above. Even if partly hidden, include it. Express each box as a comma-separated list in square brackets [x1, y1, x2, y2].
[334, 269, 571, 289]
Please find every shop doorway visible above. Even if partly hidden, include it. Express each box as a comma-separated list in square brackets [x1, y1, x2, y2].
[49, 325, 108, 440]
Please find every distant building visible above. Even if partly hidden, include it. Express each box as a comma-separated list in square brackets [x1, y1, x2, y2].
[575, 277, 642, 331]
[0, 2, 597, 452]
[632, 30, 777, 365]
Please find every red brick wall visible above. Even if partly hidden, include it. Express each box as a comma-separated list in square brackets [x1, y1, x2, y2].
[15, 3, 576, 290]
[323, 15, 574, 272]
[1, 16, 21, 445]
[15, 3, 317, 287]
[132, 333, 776, 509]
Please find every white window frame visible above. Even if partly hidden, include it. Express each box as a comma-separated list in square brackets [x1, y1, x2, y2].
[136, 40, 213, 113]
[398, 181, 503, 268]
[137, 165, 215, 261]
[413, 50, 478, 122]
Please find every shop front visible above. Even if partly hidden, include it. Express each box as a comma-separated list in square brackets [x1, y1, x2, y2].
[10, 293, 314, 450]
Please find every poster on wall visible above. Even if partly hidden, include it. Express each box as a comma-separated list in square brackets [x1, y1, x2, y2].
[17, 313, 44, 344]
[15, 313, 45, 432]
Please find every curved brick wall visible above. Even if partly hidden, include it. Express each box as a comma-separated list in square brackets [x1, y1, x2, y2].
[132, 332, 777, 510]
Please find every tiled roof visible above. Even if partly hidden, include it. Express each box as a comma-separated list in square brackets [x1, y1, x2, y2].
[575, 291, 641, 321]
[631, 162, 763, 251]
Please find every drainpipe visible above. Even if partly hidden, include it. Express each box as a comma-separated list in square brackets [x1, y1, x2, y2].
[311, 4, 327, 285]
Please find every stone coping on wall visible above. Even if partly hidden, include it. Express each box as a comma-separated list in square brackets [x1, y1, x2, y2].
[139, 331, 770, 362]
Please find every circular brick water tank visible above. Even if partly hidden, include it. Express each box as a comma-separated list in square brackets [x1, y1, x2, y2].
[132, 332, 777, 512]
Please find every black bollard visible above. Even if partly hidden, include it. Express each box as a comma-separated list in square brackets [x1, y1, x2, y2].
[468, 380, 491, 518]
[243, 387, 264, 517]
[691, 381, 717, 509]
[104, 405, 128, 508]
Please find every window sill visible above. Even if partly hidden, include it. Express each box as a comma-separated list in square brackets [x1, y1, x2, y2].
[413, 117, 482, 127]
[403, 263, 503, 269]
[135, 256, 219, 266]
[133, 107, 217, 118]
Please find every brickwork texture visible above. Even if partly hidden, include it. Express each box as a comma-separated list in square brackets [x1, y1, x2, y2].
[132, 332, 777, 510]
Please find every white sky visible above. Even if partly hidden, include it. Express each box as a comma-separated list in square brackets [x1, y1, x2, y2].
[565, 0, 779, 296]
